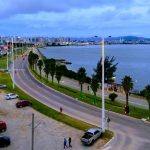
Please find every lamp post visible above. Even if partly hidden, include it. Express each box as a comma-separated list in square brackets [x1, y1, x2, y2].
[6, 41, 9, 71]
[101, 38, 105, 132]
[12, 38, 15, 89]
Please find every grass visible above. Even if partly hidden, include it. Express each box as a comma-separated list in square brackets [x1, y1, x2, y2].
[31, 69, 150, 120]
[0, 48, 25, 69]
[0, 72, 93, 131]
[0, 71, 113, 142]
[0, 55, 11, 69]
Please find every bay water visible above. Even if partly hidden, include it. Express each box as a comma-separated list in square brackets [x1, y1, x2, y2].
[39, 45, 150, 91]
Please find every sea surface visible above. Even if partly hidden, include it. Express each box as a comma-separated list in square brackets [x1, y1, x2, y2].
[39, 45, 150, 91]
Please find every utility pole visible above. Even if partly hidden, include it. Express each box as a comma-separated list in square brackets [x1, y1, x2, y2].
[12, 38, 15, 89]
[31, 113, 34, 150]
[6, 41, 9, 71]
[15, 42, 17, 58]
[101, 38, 105, 132]
[21, 42, 23, 55]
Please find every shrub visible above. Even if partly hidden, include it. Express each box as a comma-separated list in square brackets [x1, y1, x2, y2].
[109, 93, 118, 102]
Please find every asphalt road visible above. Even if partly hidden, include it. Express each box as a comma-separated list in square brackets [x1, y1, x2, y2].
[13, 55, 150, 150]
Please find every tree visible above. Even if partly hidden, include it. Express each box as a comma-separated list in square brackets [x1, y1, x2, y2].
[49, 59, 56, 83]
[37, 59, 43, 78]
[55, 65, 65, 85]
[91, 75, 99, 104]
[77, 67, 86, 98]
[143, 85, 150, 118]
[32, 53, 39, 71]
[28, 51, 39, 70]
[109, 93, 118, 102]
[28, 51, 34, 69]
[122, 76, 133, 114]
[43, 59, 50, 81]
[94, 56, 118, 84]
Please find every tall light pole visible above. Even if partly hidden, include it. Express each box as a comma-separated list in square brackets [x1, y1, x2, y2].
[12, 38, 15, 89]
[6, 41, 9, 71]
[101, 38, 105, 132]
[31, 113, 34, 150]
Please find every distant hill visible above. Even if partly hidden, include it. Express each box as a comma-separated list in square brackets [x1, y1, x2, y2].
[70, 36, 150, 41]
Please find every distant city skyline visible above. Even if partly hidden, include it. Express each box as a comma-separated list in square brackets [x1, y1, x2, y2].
[0, 0, 150, 37]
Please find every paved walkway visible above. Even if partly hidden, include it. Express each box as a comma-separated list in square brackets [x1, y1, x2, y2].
[34, 47, 148, 109]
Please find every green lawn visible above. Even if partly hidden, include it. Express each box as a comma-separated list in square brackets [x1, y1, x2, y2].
[0, 55, 11, 69]
[0, 71, 113, 142]
[31, 69, 149, 120]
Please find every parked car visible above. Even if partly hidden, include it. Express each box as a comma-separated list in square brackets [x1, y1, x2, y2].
[5, 93, 19, 100]
[16, 100, 32, 108]
[0, 121, 7, 132]
[0, 84, 7, 89]
[80, 128, 102, 145]
[0, 136, 11, 148]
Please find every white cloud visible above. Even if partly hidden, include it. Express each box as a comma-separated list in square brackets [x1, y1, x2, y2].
[0, 0, 150, 36]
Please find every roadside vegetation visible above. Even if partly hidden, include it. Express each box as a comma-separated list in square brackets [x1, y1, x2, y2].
[31, 69, 149, 119]
[0, 54, 113, 142]
[28, 51, 150, 120]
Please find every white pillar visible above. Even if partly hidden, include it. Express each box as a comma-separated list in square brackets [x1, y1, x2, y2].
[12, 38, 15, 89]
[101, 38, 105, 132]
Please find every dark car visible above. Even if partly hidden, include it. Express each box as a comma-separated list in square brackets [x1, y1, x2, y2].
[0, 136, 11, 148]
[16, 100, 32, 108]
[0, 121, 7, 132]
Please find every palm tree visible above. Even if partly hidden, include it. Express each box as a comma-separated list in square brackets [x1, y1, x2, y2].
[122, 76, 133, 114]
[43, 59, 50, 81]
[32, 53, 39, 71]
[77, 67, 86, 98]
[49, 59, 56, 83]
[37, 59, 43, 78]
[91, 75, 99, 104]
[143, 85, 150, 118]
[28, 51, 39, 70]
[28, 51, 34, 69]
[55, 65, 63, 85]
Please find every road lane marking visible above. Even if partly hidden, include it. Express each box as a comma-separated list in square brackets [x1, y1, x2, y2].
[102, 146, 112, 150]
[119, 98, 148, 108]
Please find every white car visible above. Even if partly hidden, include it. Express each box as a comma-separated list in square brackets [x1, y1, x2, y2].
[5, 93, 19, 100]
[0, 84, 7, 89]
[81, 128, 102, 145]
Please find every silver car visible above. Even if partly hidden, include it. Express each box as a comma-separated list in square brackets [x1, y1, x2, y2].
[81, 128, 102, 145]
[5, 93, 19, 100]
[0, 84, 7, 89]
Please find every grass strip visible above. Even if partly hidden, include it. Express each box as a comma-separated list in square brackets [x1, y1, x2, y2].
[31, 69, 149, 120]
[0, 71, 113, 141]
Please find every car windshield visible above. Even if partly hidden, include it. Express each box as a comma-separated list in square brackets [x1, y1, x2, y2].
[86, 132, 93, 136]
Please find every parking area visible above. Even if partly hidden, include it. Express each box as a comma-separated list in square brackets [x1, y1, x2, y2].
[0, 91, 105, 150]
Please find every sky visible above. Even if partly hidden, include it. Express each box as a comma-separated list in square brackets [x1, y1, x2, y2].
[0, 0, 150, 37]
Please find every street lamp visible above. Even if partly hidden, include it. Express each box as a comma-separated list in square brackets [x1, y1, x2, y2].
[101, 38, 105, 132]
[11, 38, 15, 89]
[101, 36, 112, 132]
[6, 41, 9, 71]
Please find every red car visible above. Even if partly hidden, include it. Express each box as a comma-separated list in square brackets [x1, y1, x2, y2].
[16, 100, 32, 108]
[0, 121, 7, 132]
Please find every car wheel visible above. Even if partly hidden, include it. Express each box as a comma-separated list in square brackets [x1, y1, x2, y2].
[91, 140, 95, 145]
[2, 128, 6, 132]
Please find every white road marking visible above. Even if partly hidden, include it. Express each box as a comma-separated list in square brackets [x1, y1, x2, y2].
[119, 98, 148, 108]
[102, 146, 112, 150]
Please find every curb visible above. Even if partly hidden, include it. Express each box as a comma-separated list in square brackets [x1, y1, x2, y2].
[101, 134, 115, 150]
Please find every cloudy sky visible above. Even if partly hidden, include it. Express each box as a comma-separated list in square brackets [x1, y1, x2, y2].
[0, 0, 150, 37]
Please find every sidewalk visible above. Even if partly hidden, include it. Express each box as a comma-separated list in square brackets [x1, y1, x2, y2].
[34, 47, 148, 109]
